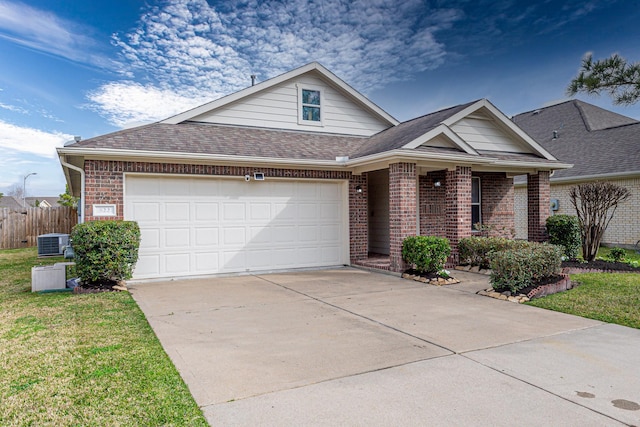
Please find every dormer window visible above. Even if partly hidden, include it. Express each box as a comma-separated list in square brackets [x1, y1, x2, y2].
[298, 85, 323, 126]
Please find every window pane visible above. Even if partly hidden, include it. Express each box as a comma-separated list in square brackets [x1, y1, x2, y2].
[471, 178, 480, 203]
[303, 106, 321, 121]
[472, 205, 481, 228]
[302, 89, 320, 105]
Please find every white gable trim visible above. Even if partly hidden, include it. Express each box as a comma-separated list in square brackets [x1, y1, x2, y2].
[161, 62, 399, 126]
[443, 99, 557, 161]
[401, 124, 479, 155]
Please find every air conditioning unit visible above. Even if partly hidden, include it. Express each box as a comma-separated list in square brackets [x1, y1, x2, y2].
[37, 233, 70, 256]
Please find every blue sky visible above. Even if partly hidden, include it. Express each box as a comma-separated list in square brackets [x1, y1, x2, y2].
[1, 0, 639, 197]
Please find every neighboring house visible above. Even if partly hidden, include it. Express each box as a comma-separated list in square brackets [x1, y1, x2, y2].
[513, 100, 640, 247]
[0, 196, 26, 210]
[24, 197, 62, 208]
[58, 62, 568, 280]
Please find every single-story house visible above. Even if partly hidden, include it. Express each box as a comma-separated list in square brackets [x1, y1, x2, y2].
[58, 62, 569, 280]
[512, 100, 640, 247]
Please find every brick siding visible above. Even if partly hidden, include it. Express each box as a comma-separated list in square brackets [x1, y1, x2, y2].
[389, 162, 417, 272]
[445, 166, 472, 265]
[349, 173, 368, 261]
[527, 171, 551, 242]
[419, 171, 447, 237]
[515, 176, 640, 246]
[476, 172, 515, 238]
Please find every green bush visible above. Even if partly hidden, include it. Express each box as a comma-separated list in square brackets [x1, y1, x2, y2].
[490, 242, 563, 294]
[402, 236, 451, 274]
[546, 215, 580, 259]
[71, 220, 141, 284]
[608, 247, 626, 263]
[457, 236, 529, 269]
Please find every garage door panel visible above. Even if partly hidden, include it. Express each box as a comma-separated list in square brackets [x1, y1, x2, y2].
[195, 252, 219, 272]
[223, 203, 245, 221]
[195, 227, 218, 246]
[125, 176, 347, 279]
[249, 203, 271, 221]
[165, 253, 191, 273]
[195, 203, 218, 221]
[140, 229, 160, 249]
[223, 227, 246, 245]
[136, 255, 160, 277]
[249, 226, 271, 243]
[298, 225, 318, 242]
[165, 203, 190, 221]
[223, 251, 246, 270]
[131, 202, 160, 222]
[165, 228, 190, 247]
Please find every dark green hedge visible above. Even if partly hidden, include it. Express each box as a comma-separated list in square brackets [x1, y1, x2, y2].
[70, 220, 141, 283]
[402, 236, 451, 274]
[490, 242, 563, 294]
[546, 215, 581, 260]
[457, 236, 529, 269]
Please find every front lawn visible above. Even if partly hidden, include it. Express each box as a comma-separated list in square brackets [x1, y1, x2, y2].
[526, 273, 640, 329]
[0, 248, 206, 426]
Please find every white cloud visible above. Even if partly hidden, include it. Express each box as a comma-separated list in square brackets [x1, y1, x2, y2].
[86, 82, 212, 128]
[0, 101, 28, 114]
[90, 0, 462, 126]
[0, 0, 116, 69]
[0, 120, 72, 158]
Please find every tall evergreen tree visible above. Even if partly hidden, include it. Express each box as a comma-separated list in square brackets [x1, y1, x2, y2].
[568, 53, 640, 105]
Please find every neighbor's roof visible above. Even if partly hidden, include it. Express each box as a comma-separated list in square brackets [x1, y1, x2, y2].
[0, 195, 25, 210]
[513, 100, 640, 181]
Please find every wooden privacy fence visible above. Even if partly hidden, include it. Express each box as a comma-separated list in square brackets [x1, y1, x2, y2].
[0, 207, 78, 249]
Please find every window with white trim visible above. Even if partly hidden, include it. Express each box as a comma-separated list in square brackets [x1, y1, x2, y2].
[471, 177, 481, 229]
[298, 85, 323, 126]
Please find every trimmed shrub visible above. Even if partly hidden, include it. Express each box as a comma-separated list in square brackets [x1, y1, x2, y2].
[546, 215, 580, 260]
[490, 242, 563, 294]
[608, 247, 626, 263]
[457, 236, 529, 269]
[71, 220, 141, 284]
[402, 236, 451, 274]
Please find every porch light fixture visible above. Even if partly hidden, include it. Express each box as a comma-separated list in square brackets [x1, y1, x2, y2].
[355, 185, 363, 194]
[434, 180, 442, 187]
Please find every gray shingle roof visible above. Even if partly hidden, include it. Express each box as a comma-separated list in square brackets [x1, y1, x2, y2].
[65, 102, 479, 161]
[513, 100, 640, 180]
[0, 196, 25, 210]
[352, 101, 477, 158]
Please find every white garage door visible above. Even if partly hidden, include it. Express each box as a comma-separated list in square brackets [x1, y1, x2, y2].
[124, 175, 348, 279]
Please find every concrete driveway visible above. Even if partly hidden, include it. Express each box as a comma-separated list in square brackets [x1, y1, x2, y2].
[130, 268, 640, 426]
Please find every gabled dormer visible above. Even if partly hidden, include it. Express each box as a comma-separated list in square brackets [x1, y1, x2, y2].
[162, 62, 398, 137]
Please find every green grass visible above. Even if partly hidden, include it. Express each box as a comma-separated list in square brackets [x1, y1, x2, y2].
[0, 248, 207, 426]
[597, 246, 640, 263]
[527, 273, 640, 329]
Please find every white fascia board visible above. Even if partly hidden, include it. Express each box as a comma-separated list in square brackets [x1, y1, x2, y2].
[56, 147, 350, 170]
[401, 124, 479, 155]
[442, 99, 557, 161]
[548, 170, 640, 184]
[162, 62, 398, 126]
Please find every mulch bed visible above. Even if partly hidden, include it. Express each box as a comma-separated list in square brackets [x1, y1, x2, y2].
[561, 260, 640, 273]
[73, 279, 123, 294]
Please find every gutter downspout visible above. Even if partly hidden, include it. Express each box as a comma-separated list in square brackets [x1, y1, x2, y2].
[58, 155, 85, 223]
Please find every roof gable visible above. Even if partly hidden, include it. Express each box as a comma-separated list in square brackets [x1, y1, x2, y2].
[161, 62, 398, 136]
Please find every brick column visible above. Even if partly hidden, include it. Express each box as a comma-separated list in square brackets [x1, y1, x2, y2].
[349, 173, 368, 262]
[445, 166, 472, 265]
[389, 163, 417, 272]
[527, 171, 551, 242]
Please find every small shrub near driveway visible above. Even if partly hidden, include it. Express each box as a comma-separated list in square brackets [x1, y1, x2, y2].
[608, 247, 626, 263]
[490, 243, 563, 294]
[71, 220, 140, 285]
[546, 215, 581, 260]
[402, 236, 451, 274]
